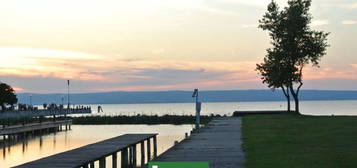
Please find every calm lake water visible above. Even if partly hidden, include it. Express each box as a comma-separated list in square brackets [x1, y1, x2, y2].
[2, 100, 357, 167]
[1, 125, 193, 168]
[85, 100, 357, 116]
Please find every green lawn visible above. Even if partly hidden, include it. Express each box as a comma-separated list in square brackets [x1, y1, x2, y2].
[242, 114, 357, 168]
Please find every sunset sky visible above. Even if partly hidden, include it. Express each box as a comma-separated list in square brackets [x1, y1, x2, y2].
[0, 0, 357, 93]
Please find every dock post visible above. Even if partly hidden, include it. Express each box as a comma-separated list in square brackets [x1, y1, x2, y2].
[90, 162, 95, 168]
[147, 138, 151, 162]
[99, 157, 106, 168]
[140, 141, 145, 167]
[121, 148, 129, 168]
[112, 152, 117, 168]
[153, 136, 157, 158]
[129, 146, 133, 166]
[133, 145, 137, 168]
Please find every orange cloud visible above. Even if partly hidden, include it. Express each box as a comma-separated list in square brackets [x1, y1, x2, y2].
[12, 87, 25, 92]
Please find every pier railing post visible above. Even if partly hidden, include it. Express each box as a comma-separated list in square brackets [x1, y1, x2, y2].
[129, 146, 133, 167]
[112, 152, 117, 168]
[153, 136, 157, 158]
[90, 162, 95, 168]
[121, 148, 129, 168]
[99, 157, 106, 168]
[133, 145, 137, 168]
[140, 141, 145, 167]
[147, 138, 151, 162]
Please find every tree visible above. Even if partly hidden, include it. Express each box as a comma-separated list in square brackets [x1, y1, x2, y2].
[0, 82, 18, 111]
[257, 0, 329, 113]
[256, 49, 293, 112]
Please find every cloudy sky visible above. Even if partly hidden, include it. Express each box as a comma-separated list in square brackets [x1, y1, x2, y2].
[0, 0, 356, 93]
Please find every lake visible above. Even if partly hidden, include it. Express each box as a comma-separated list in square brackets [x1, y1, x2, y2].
[84, 100, 357, 116]
[2, 100, 357, 167]
[1, 124, 193, 168]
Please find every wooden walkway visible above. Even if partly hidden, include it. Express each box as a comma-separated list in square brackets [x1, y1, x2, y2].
[13, 134, 157, 168]
[155, 118, 244, 168]
[1, 120, 72, 136]
[0, 108, 91, 119]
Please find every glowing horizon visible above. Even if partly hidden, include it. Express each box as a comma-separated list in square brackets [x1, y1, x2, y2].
[0, 0, 357, 93]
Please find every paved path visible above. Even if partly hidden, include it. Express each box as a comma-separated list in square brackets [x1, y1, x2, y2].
[155, 117, 244, 168]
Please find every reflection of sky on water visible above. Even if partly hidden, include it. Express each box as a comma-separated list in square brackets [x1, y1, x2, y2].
[0, 124, 193, 168]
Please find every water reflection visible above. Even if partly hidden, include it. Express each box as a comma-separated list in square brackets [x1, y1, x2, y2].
[0, 124, 193, 168]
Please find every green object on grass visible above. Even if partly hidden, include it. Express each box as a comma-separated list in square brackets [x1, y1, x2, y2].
[148, 162, 209, 168]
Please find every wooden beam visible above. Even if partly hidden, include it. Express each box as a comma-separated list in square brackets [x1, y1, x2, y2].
[112, 153, 117, 168]
[129, 146, 133, 166]
[133, 145, 137, 168]
[147, 139, 151, 162]
[140, 141, 145, 167]
[89, 162, 95, 168]
[153, 136, 157, 158]
[121, 148, 128, 168]
[99, 157, 106, 168]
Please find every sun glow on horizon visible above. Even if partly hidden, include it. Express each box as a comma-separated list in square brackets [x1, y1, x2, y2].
[0, 0, 357, 92]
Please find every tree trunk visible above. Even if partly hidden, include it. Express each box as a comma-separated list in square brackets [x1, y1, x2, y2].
[281, 86, 291, 112]
[289, 84, 302, 114]
[287, 94, 291, 112]
[1, 104, 5, 111]
[294, 97, 299, 113]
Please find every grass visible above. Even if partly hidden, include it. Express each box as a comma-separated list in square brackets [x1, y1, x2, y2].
[242, 113, 357, 168]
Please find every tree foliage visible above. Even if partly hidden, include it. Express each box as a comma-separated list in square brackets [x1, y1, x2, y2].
[0, 82, 18, 111]
[256, 0, 329, 113]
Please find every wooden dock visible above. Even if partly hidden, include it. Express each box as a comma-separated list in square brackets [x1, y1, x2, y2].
[1, 120, 72, 139]
[0, 120, 72, 135]
[13, 134, 158, 168]
[0, 108, 91, 119]
[154, 118, 244, 168]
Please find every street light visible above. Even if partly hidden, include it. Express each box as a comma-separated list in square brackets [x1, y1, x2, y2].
[30, 94, 32, 107]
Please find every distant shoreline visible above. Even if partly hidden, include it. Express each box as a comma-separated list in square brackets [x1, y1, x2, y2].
[17, 90, 357, 105]
[0, 115, 216, 125]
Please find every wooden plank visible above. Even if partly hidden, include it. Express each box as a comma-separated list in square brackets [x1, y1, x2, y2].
[13, 134, 157, 168]
[154, 118, 245, 168]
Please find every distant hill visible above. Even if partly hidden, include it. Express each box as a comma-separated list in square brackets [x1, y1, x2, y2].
[17, 90, 357, 105]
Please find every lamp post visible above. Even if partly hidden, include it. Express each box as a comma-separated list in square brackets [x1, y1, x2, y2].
[192, 89, 201, 130]
[66, 80, 70, 118]
[29, 94, 32, 107]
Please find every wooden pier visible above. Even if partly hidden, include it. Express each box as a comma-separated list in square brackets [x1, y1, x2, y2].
[13, 134, 158, 168]
[1, 120, 72, 140]
[0, 108, 91, 119]
[154, 118, 245, 168]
